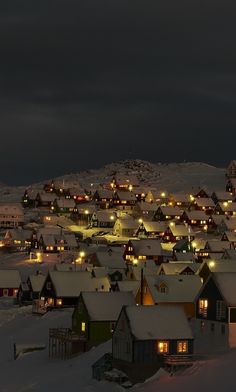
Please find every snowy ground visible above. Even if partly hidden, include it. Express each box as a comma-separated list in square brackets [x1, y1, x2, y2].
[0, 304, 236, 392]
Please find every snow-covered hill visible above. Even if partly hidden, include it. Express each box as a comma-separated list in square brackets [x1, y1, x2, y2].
[0, 160, 227, 203]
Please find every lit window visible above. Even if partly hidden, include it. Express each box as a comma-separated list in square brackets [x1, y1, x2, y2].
[56, 299, 62, 306]
[157, 341, 169, 353]
[199, 299, 208, 317]
[177, 341, 188, 353]
[81, 322, 86, 332]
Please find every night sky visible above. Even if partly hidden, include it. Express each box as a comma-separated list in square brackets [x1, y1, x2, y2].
[1, 0, 236, 185]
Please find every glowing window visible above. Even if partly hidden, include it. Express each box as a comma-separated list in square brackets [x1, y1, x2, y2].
[177, 341, 188, 353]
[157, 341, 169, 353]
[199, 299, 208, 317]
[81, 322, 86, 332]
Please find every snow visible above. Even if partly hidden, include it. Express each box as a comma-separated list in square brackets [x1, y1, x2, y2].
[126, 304, 193, 340]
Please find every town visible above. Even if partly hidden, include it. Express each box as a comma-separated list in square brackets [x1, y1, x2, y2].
[0, 159, 236, 389]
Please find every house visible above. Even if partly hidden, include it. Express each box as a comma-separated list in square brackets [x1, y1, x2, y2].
[22, 188, 42, 208]
[153, 206, 182, 221]
[37, 231, 78, 253]
[3, 229, 32, 251]
[202, 240, 232, 260]
[192, 188, 209, 198]
[35, 192, 55, 208]
[0, 204, 24, 228]
[40, 271, 111, 308]
[113, 217, 139, 238]
[197, 259, 236, 284]
[72, 291, 135, 348]
[51, 198, 77, 214]
[93, 190, 114, 208]
[211, 191, 234, 205]
[136, 221, 167, 239]
[0, 270, 21, 297]
[112, 191, 137, 210]
[134, 201, 158, 220]
[221, 231, 236, 248]
[181, 210, 209, 229]
[217, 216, 236, 233]
[162, 223, 194, 243]
[133, 186, 149, 202]
[226, 178, 236, 196]
[214, 202, 236, 216]
[75, 204, 97, 226]
[138, 274, 202, 317]
[90, 211, 116, 228]
[193, 272, 236, 353]
[168, 193, 191, 208]
[18, 273, 46, 304]
[145, 190, 168, 205]
[112, 305, 194, 363]
[110, 176, 139, 191]
[123, 239, 171, 265]
[192, 198, 215, 215]
[226, 160, 236, 178]
[68, 186, 88, 203]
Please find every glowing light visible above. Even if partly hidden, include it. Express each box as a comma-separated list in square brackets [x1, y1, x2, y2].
[84, 210, 89, 215]
[209, 261, 215, 268]
[138, 218, 143, 224]
[133, 258, 138, 266]
[110, 215, 115, 220]
[79, 251, 85, 258]
[161, 192, 166, 197]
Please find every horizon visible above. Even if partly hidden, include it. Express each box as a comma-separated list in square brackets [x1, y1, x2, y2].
[1, 158, 228, 187]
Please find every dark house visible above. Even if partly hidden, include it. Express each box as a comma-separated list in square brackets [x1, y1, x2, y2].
[112, 304, 194, 363]
[194, 272, 236, 353]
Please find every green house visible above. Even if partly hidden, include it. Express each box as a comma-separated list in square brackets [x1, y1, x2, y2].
[72, 291, 135, 349]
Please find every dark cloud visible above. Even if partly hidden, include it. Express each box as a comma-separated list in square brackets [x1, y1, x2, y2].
[0, 0, 236, 184]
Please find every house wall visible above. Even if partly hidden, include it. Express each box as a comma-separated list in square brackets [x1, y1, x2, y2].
[191, 319, 229, 354]
[112, 311, 133, 362]
[0, 288, 18, 297]
[134, 339, 194, 362]
[229, 324, 236, 348]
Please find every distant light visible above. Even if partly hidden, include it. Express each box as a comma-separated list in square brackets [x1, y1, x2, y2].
[209, 261, 215, 268]
[161, 192, 166, 197]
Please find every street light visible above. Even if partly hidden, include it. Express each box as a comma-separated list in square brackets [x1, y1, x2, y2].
[133, 258, 144, 305]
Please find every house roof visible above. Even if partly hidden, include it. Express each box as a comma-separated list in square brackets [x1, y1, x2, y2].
[37, 192, 55, 202]
[93, 211, 116, 222]
[56, 199, 76, 208]
[141, 221, 168, 233]
[29, 274, 46, 292]
[0, 270, 21, 288]
[195, 198, 215, 207]
[185, 210, 209, 220]
[136, 202, 158, 212]
[145, 274, 202, 303]
[157, 262, 199, 275]
[213, 272, 236, 306]
[130, 239, 163, 256]
[168, 224, 194, 237]
[125, 305, 193, 340]
[0, 204, 24, 216]
[117, 280, 140, 296]
[115, 191, 137, 201]
[81, 291, 135, 321]
[159, 206, 182, 216]
[96, 248, 126, 269]
[49, 271, 110, 297]
[217, 202, 236, 212]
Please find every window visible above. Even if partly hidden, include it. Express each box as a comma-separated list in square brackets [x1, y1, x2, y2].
[56, 299, 62, 306]
[46, 282, 52, 290]
[210, 323, 215, 332]
[230, 308, 236, 323]
[81, 322, 86, 332]
[177, 341, 188, 353]
[157, 341, 169, 354]
[199, 299, 208, 317]
[216, 301, 227, 320]
[3, 289, 9, 297]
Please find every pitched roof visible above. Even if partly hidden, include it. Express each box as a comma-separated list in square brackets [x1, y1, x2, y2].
[0, 270, 21, 288]
[145, 274, 202, 303]
[125, 305, 193, 340]
[157, 262, 199, 275]
[29, 274, 46, 292]
[49, 271, 110, 297]
[213, 272, 236, 306]
[81, 291, 135, 321]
